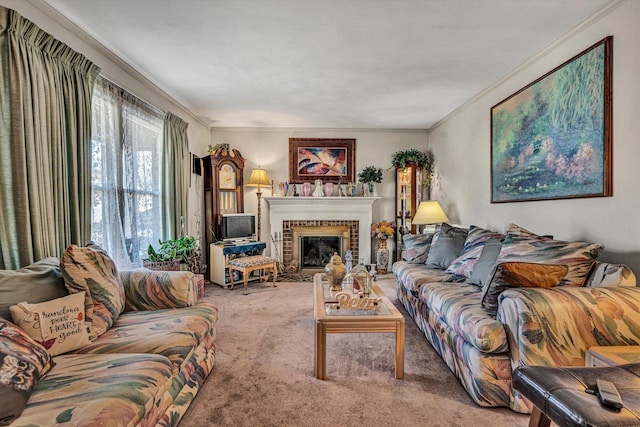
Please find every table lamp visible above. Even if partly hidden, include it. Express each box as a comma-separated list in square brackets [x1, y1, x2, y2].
[246, 167, 271, 241]
[412, 200, 449, 233]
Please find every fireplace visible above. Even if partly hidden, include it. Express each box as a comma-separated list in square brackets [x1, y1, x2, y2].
[292, 225, 351, 271]
[264, 196, 379, 268]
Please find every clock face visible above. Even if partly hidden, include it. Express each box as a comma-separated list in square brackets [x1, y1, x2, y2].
[219, 164, 237, 189]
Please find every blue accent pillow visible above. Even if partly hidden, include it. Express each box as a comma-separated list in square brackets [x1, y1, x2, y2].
[425, 224, 468, 269]
[469, 238, 503, 287]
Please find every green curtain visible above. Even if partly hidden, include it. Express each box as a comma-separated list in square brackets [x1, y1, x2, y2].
[0, 7, 100, 269]
[162, 112, 190, 239]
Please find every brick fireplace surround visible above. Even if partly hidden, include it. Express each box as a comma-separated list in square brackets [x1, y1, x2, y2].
[286, 221, 356, 269]
[264, 196, 379, 267]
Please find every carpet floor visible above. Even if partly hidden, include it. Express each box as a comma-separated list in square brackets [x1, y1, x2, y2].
[180, 275, 529, 427]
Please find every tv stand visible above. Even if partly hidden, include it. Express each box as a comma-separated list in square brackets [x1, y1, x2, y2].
[210, 241, 267, 288]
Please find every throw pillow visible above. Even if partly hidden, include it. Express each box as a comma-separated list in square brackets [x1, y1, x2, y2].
[0, 317, 54, 425]
[403, 233, 433, 264]
[60, 244, 125, 338]
[469, 238, 504, 287]
[495, 237, 603, 286]
[505, 223, 554, 241]
[446, 226, 505, 277]
[9, 292, 91, 356]
[425, 223, 468, 270]
[481, 262, 569, 315]
[0, 257, 68, 321]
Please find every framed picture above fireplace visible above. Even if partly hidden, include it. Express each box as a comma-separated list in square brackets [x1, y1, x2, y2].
[288, 138, 355, 183]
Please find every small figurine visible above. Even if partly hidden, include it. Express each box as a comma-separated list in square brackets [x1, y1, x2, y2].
[312, 179, 324, 197]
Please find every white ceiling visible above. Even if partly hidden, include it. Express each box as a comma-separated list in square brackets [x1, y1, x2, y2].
[44, 0, 612, 129]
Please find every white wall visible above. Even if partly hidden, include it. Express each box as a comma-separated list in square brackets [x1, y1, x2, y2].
[428, 1, 640, 272]
[1, 0, 211, 238]
[209, 128, 428, 257]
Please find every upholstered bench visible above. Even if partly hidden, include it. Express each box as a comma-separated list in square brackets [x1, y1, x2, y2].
[513, 364, 640, 427]
[228, 255, 278, 295]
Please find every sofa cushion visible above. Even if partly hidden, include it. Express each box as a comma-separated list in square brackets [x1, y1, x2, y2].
[469, 238, 504, 287]
[425, 223, 468, 269]
[0, 318, 54, 425]
[14, 353, 173, 427]
[9, 292, 91, 356]
[0, 257, 68, 320]
[496, 236, 602, 287]
[481, 262, 570, 315]
[446, 226, 505, 278]
[419, 282, 508, 353]
[402, 233, 433, 264]
[393, 261, 465, 295]
[584, 262, 637, 288]
[120, 269, 196, 311]
[73, 302, 218, 379]
[61, 244, 125, 338]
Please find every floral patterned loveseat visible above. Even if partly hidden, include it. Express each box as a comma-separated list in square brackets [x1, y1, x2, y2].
[0, 244, 217, 427]
[393, 223, 639, 413]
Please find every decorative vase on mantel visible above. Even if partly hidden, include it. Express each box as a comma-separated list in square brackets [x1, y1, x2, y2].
[375, 239, 390, 274]
[366, 182, 378, 197]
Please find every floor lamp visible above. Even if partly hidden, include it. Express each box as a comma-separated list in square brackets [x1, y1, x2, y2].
[246, 167, 271, 241]
[412, 200, 449, 234]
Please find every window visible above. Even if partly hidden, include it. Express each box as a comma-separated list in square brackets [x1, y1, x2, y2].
[91, 76, 164, 268]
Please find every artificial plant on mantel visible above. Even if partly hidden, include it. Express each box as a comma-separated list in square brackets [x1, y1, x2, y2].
[358, 166, 383, 195]
[390, 149, 434, 188]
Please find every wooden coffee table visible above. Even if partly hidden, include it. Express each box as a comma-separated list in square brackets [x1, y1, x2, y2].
[313, 273, 405, 380]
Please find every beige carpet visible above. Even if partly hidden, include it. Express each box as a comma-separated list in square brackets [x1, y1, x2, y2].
[180, 275, 529, 427]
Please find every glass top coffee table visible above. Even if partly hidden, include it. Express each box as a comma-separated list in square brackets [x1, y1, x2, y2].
[313, 272, 405, 380]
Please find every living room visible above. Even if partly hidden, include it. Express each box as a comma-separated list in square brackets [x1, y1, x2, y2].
[2, 0, 640, 278]
[3, 0, 637, 274]
[2, 0, 640, 426]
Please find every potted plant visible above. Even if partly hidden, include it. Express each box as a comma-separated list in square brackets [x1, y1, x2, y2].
[144, 236, 199, 272]
[358, 165, 383, 196]
[390, 149, 434, 187]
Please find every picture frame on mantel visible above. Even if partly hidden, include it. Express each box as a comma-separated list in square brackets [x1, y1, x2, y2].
[490, 36, 612, 203]
[288, 138, 355, 183]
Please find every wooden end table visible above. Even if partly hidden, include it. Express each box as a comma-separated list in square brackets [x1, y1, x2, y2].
[586, 346, 640, 367]
[313, 273, 405, 380]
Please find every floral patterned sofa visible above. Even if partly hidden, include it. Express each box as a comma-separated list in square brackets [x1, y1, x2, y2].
[393, 223, 639, 413]
[0, 244, 217, 427]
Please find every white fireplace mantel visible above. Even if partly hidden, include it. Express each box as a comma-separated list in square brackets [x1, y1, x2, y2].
[264, 196, 380, 264]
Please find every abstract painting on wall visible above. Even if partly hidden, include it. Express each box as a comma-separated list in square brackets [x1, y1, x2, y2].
[289, 138, 355, 183]
[491, 36, 612, 203]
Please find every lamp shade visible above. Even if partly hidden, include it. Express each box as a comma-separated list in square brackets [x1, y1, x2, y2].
[412, 200, 449, 225]
[246, 168, 270, 188]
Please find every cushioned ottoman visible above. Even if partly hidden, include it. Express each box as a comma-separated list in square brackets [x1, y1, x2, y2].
[228, 255, 277, 295]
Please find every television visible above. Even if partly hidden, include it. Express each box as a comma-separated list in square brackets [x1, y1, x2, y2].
[220, 213, 256, 241]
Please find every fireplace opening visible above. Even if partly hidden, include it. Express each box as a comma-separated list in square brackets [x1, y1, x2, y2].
[292, 225, 351, 272]
[301, 236, 342, 269]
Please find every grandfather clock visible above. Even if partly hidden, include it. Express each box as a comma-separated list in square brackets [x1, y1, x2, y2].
[202, 147, 245, 271]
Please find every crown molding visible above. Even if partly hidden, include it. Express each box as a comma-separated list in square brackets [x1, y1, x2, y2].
[210, 127, 428, 133]
[428, 0, 626, 132]
[24, 0, 208, 129]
